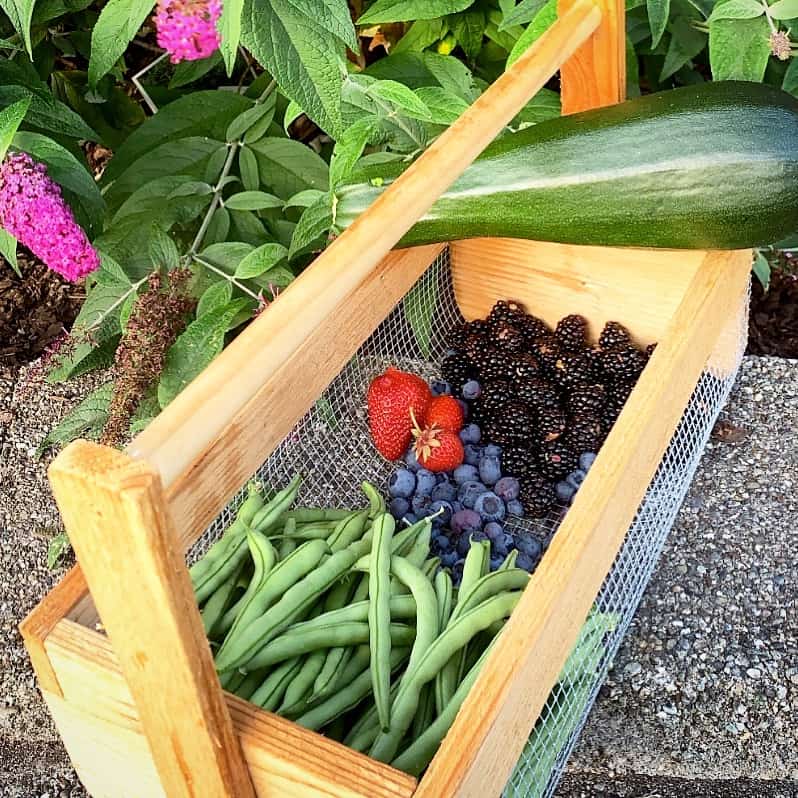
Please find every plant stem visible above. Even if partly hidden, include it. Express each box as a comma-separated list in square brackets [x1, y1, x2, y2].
[190, 254, 262, 302]
[81, 275, 150, 334]
[132, 52, 168, 114]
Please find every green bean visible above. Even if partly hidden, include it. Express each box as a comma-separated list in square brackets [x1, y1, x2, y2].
[368, 513, 395, 732]
[244, 622, 416, 671]
[422, 557, 440, 580]
[499, 549, 519, 570]
[249, 474, 302, 533]
[279, 508, 354, 524]
[234, 668, 269, 701]
[270, 523, 336, 541]
[278, 650, 327, 714]
[201, 560, 245, 640]
[327, 509, 370, 552]
[311, 640, 368, 703]
[434, 570, 453, 631]
[392, 517, 431, 557]
[221, 535, 381, 671]
[250, 657, 303, 711]
[362, 481, 386, 518]
[411, 684, 435, 741]
[296, 647, 409, 731]
[344, 681, 401, 752]
[390, 557, 438, 673]
[403, 522, 432, 569]
[217, 530, 277, 635]
[278, 536, 297, 559]
[219, 667, 247, 692]
[450, 568, 529, 622]
[215, 538, 329, 669]
[369, 591, 522, 763]
[190, 484, 266, 603]
[392, 641, 496, 776]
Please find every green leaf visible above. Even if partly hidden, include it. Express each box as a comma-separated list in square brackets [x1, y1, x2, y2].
[103, 91, 253, 183]
[289, 194, 332, 259]
[414, 86, 470, 123]
[205, 206, 231, 244]
[249, 137, 329, 198]
[0, 0, 36, 56]
[234, 242, 288, 278]
[393, 18, 446, 53]
[709, 16, 770, 81]
[0, 97, 30, 161]
[783, 57, 798, 96]
[450, 8, 485, 57]
[199, 241, 255, 272]
[358, 0, 474, 24]
[510, 87, 560, 126]
[224, 190, 283, 210]
[197, 280, 233, 317]
[226, 95, 277, 142]
[660, 18, 706, 80]
[507, 0, 557, 66]
[220, 0, 245, 74]
[88, 0, 156, 87]
[330, 118, 375, 189]
[627, 33, 640, 97]
[500, 0, 547, 28]
[283, 99, 304, 133]
[12, 131, 106, 235]
[768, 0, 798, 18]
[36, 383, 114, 457]
[157, 299, 250, 407]
[168, 180, 214, 200]
[752, 251, 770, 291]
[647, 0, 671, 47]
[170, 52, 224, 88]
[148, 225, 180, 270]
[708, 0, 763, 19]
[46, 532, 71, 570]
[239, 145, 259, 191]
[0, 228, 19, 276]
[283, 188, 325, 209]
[112, 175, 211, 228]
[368, 79, 432, 120]
[242, 0, 350, 136]
[404, 277, 437, 358]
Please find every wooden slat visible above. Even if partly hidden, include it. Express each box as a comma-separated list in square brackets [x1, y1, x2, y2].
[127, 0, 601, 495]
[449, 238, 708, 346]
[559, 0, 625, 114]
[414, 249, 751, 797]
[45, 619, 417, 798]
[48, 443, 255, 798]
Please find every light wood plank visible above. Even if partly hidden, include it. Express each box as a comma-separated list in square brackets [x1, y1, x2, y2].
[559, 0, 625, 114]
[48, 443, 255, 798]
[45, 619, 417, 798]
[415, 249, 751, 797]
[449, 238, 708, 346]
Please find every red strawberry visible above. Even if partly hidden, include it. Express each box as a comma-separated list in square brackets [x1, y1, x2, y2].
[367, 368, 432, 460]
[413, 426, 465, 472]
[425, 395, 464, 433]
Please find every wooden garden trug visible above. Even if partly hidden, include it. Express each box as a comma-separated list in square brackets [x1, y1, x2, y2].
[20, 0, 752, 795]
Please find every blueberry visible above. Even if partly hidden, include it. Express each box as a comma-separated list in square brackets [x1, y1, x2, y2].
[483, 444, 502, 457]
[484, 521, 504, 541]
[430, 379, 452, 396]
[515, 552, 536, 572]
[494, 476, 520, 501]
[463, 444, 482, 466]
[388, 468, 416, 499]
[474, 491, 506, 522]
[404, 448, 421, 472]
[492, 533, 511, 558]
[401, 512, 418, 525]
[458, 480, 488, 509]
[461, 380, 482, 401]
[566, 469, 587, 490]
[515, 535, 542, 560]
[433, 533, 451, 552]
[411, 494, 432, 517]
[478, 455, 502, 486]
[429, 500, 453, 525]
[436, 472, 450, 483]
[471, 529, 489, 543]
[489, 555, 504, 571]
[415, 469, 437, 497]
[450, 508, 482, 537]
[431, 481, 457, 503]
[451, 558, 465, 586]
[451, 501, 463, 514]
[555, 481, 576, 503]
[440, 551, 458, 569]
[456, 534, 472, 557]
[389, 497, 410, 519]
[453, 463, 479, 485]
[579, 452, 598, 471]
[458, 423, 482, 445]
[506, 499, 524, 517]
[456, 398, 469, 420]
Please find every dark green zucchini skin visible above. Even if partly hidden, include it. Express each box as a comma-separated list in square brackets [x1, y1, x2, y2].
[334, 82, 798, 249]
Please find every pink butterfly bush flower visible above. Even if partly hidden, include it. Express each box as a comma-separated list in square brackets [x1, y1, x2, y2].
[0, 151, 100, 283]
[155, 0, 222, 64]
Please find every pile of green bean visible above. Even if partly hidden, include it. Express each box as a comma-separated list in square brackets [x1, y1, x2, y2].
[191, 475, 529, 776]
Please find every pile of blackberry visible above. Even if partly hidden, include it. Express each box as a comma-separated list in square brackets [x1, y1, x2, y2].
[441, 300, 654, 517]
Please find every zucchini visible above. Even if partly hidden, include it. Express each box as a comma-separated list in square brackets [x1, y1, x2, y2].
[334, 82, 798, 249]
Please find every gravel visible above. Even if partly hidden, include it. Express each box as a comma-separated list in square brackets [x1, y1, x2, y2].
[1, 356, 796, 797]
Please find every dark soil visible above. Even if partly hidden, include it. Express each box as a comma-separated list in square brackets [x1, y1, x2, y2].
[0, 251, 83, 371]
[748, 256, 798, 359]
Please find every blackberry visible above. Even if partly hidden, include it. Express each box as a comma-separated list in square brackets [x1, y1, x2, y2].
[521, 476, 557, 518]
[551, 352, 594, 390]
[602, 383, 632, 428]
[500, 400, 536, 443]
[508, 352, 541, 382]
[520, 313, 551, 342]
[488, 299, 526, 326]
[530, 334, 562, 371]
[536, 406, 567, 443]
[501, 445, 532, 478]
[490, 319, 525, 352]
[445, 322, 470, 350]
[567, 384, 606, 416]
[584, 346, 605, 380]
[599, 320, 632, 351]
[555, 314, 589, 351]
[645, 342, 657, 359]
[465, 331, 488, 362]
[473, 345, 505, 380]
[537, 440, 578, 480]
[441, 352, 477, 387]
[481, 420, 515, 447]
[517, 376, 561, 414]
[565, 413, 604, 453]
[601, 345, 647, 383]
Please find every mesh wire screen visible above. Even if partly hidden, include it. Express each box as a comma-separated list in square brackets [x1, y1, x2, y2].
[187, 247, 746, 797]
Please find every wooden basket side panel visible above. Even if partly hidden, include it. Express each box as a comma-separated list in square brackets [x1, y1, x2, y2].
[449, 238, 709, 346]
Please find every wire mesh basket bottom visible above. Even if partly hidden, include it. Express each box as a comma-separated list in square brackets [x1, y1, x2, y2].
[187, 247, 745, 798]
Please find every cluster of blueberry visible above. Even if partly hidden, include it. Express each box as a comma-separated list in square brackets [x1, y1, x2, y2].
[554, 452, 598, 503]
